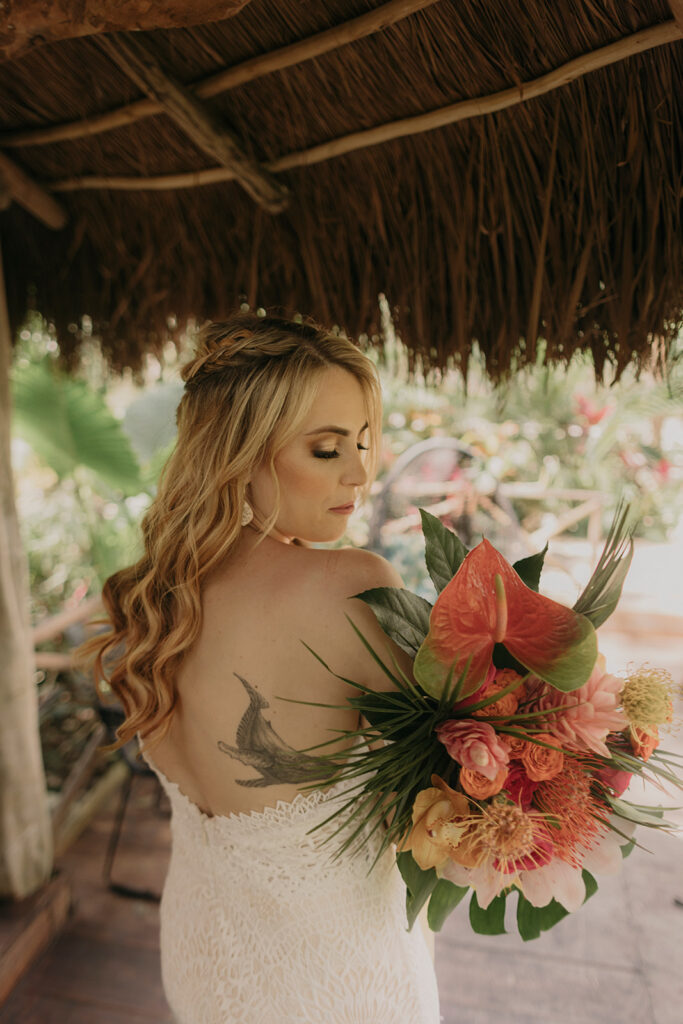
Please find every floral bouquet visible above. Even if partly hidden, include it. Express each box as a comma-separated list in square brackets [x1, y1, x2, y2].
[298, 504, 682, 940]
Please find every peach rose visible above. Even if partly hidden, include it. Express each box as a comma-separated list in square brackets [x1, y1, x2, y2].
[521, 733, 564, 781]
[436, 719, 510, 781]
[460, 766, 508, 799]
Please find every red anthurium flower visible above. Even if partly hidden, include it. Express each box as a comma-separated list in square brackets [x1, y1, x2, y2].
[414, 539, 597, 699]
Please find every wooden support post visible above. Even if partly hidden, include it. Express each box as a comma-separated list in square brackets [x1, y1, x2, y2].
[95, 32, 289, 213]
[0, 233, 54, 899]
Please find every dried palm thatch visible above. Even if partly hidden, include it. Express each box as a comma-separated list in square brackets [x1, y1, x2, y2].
[1, 0, 682, 379]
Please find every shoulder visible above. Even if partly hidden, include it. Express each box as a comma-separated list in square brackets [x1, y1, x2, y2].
[324, 547, 405, 598]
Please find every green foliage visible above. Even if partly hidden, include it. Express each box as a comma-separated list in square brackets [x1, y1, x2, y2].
[354, 586, 432, 656]
[420, 509, 468, 592]
[427, 879, 469, 931]
[573, 500, 634, 627]
[512, 546, 548, 592]
[469, 891, 507, 934]
[12, 359, 143, 494]
[396, 851, 439, 930]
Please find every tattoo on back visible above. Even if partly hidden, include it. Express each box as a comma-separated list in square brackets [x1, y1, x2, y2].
[217, 674, 336, 788]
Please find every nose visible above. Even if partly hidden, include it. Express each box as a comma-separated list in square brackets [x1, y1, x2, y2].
[341, 447, 368, 487]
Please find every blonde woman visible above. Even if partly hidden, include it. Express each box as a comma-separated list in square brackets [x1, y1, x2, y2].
[83, 313, 440, 1023]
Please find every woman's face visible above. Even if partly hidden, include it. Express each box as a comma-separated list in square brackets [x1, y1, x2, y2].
[249, 366, 373, 544]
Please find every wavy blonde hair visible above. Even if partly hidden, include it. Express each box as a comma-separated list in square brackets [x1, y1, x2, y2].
[79, 312, 382, 750]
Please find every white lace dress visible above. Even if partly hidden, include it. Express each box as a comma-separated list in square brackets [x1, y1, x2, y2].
[142, 752, 441, 1024]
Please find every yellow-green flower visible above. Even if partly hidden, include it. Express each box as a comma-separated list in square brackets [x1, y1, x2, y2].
[621, 665, 674, 732]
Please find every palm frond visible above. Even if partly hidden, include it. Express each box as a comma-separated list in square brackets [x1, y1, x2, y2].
[573, 499, 635, 627]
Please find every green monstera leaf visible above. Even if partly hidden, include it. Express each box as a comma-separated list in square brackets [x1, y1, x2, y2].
[12, 359, 143, 494]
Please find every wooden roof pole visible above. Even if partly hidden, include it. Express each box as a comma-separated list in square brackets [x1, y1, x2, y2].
[1, 0, 252, 64]
[0, 151, 67, 228]
[669, 1, 683, 31]
[49, 19, 683, 193]
[2, 0, 441, 149]
[95, 32, 289, 213]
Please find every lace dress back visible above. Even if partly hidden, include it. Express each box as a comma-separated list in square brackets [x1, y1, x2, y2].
[142, 750, 441, 1023]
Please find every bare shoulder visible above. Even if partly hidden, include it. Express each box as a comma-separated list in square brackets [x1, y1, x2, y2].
[325, 546, 405, 597]
[324, 547, 414, 686]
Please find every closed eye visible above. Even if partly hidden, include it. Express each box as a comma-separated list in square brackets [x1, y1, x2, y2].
[313, 444, 369, 460]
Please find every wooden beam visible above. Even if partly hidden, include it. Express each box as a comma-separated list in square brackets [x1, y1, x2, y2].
[2, 0, 441, 148]
[0, 151, 67, 228]
[95, 32, 289, 214]
[1, 0, 251, 64]
[669, 1, 683, 33]
[49, 19, 683, 194]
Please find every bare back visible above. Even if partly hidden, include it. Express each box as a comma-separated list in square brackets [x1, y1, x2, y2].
[146, 530, 408, 819]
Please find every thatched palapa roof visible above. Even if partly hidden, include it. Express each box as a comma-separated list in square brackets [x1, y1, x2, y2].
[1, 0, 682, 378]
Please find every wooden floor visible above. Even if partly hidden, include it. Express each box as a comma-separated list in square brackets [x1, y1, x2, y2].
[0, 775, 173, 1024]
[2, 631, 682, 1024]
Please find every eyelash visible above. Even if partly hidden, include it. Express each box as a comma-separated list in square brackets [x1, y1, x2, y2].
[313, 444, 369, 460]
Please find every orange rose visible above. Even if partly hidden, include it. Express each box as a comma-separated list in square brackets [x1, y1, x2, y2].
[473, 668, 523, 720]
[460, 765, 508, 799]
[521, 733, 564, 781]
[506, 733, 531, 759]
[630, 725, 659, 761]
[404, 774, 470, 870]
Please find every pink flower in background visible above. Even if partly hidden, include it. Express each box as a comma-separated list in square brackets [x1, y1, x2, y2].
[436, 719, 510, 781]
[528, 654, 625, 758]
[574, 394, 614, 426]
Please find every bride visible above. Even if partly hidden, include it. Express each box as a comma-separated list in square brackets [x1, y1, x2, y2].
[85, 313, 441, 1023]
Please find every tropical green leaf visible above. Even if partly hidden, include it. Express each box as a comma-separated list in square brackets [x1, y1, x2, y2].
[512, 545, 548, 592]
[607, 796, 677, 828]
[573, 500, 635, 628]
[354, 587, 432, 656]
[582, 870, 598, 901]
[420, 508, 468, 593]
[12, 359, 143, 493]
[516, 893, 569, 941]
[620, 839, 636, 859]
[427, 879, 468, 932]
[396, 851, 438, 930]
[469, 890, 507, 934]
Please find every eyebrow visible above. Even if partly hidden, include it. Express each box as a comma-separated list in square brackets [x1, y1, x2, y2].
[305, 422, 369, 437]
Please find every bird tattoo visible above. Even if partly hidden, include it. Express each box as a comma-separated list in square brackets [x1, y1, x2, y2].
[217, 674, 336, 787]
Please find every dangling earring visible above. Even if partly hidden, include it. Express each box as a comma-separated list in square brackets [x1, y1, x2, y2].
[241, 500, 254, 527]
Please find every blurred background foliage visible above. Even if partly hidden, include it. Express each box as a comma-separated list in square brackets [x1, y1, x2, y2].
[11, 301, 683, 624]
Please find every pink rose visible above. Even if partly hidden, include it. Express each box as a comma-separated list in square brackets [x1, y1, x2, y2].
[436, 719, 510, 781]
